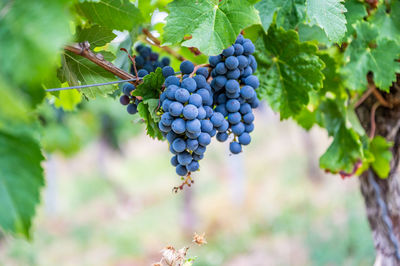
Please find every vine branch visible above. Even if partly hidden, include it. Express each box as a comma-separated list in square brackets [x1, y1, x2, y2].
[64, 42, 136, 82]
[142, 29, 186, 61]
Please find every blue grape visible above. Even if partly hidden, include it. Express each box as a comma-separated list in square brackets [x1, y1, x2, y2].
[196, 67, 209, 78]
[187, 161, 200, 172]
[172, 138, 186, 153]
[210, 112, 225, 127]
[165, 76, 180, 87]
[194, 75, 207, 88]
[209, 55, 222, 67]
[226, 99, 240, 112]
[226, 69, 241, 79]
[194, 145, 206, 155]
[186, 139, 199, 151]
[182, 77, 197, 93]
[197, 106, 207, 119]
[159, 121, 171, 133]
[178, 151, 193, 165]
[243, 41, 255, 55]
[230, 142, 242, 154]
[135, 56, 145, 67]
[217, 93, 227, 104]
[160, 91, 167, 102]
[215, 75, 227, 88]
[243, 112, 255, 124]
[249, 55, 257, 71]
[201, 119, 213, 133]
[176, 164, 188, 176]
[175, 88, 190, 103]
[198, 132, 211, 146]
[237, 55, 248, 69]
[235, 34, 244, 44]
[242, 66, 252, 78]
[120, 95, 130, 105]
[180, 60, 195, 74]
[210, 129, 217, 137]
[189, 93, 203, 107]
[240, 103, 252, 114]
[197, 89, 211, 104]
[245, 75, 259, 89]
[215, 62, 227, 75]
[169, 144, 178, 155]
[186, 119, 201, 133]
[217, 120, 229, 132]
[239, 133, 251, 145]
[161, 112, 174, 126]
[169, 102, 183, 117]
[226, 91, 240, 100]
[228, 112, 241, 124]
[225, 56, 239, 70]
[123, 83, 136, 95]
[216, 132, 229, 142]
[222, 46, 235, 57]
[162, 66, 175, 78]
[225, 79, 240, 94]
[167, 131, 178, 143]
[240, 85, 255, 100]
[127, 103, 138, 114]
[171, 118, 186, 134]
[186, 131, 201, 139]
[215, 104, 228, 117]
[161, 57, 170, 66]
[193, 154, 204, 161]
[232, 122, 245, 135]
[183, 104, 199, 120]
[162, 99, 172, 111]
[245, 123, 254, 133]
[166, 85, 179, 100]
[250, 96, 260, 108]
[138, 69, 149, 77]
[204, 106, 214, 118]
[171, 155, 179, 167]
[234, 44, 244, 56]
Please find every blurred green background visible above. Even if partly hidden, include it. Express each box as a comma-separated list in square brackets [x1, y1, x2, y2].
[0, 99, 374, 266]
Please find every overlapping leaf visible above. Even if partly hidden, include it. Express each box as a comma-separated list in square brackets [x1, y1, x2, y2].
[163, 0, 260, 55]
[369, 1, 400, 43]
[369, 136, 393, 179]
[254, 26, 324, 119]
[76, 25, 116, 47]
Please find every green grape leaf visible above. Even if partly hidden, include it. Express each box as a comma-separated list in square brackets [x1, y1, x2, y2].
[59, 51, 116, 98]
[369, 136, 393, 179]
[163, 0, 260, 55]
[254, 26, 324, 119]
[137, 99, 163, 140]
[298, 24, 330, 44]
[318, 53, 343, 95]
[306, 0, 347, 43]
[75, 0, 143, 31]
[54, 89, 82, 111]
[342, 21, 400, 92]
[0, 0, 71, 106]
[0, 130, 44, 238]
[132, 68, 164, 100]
[343, 0, 367, 39]
[318, 100, 363, 172]
[255, 0, 306, 32]
[76, 25, 116, 47]
[369, 2, 400, 43]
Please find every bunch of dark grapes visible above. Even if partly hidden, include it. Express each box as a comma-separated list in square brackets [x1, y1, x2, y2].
[209, 34, 260, 154]
[158, 61, 216, 176]
[132, 44, 171, 78]
[119, 83, 141, 115]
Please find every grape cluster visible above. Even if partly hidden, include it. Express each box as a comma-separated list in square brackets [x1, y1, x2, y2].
[158, 61, 216, 176]
[209, 34, 260, 154]
[119, 83, 141, 115]
[132, 44, 171, 78]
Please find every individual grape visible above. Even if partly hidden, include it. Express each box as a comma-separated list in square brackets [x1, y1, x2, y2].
[176, 164, 188, 176]
[161, 112, 174, 127]
[238, 133, 251, 145]
[197, 106, 207, 119]
[231, 122, 245, 135]
[196, 67, 209, 78]
[244, 75, 259, 89]
[127, 103, 138, 114]
[226, 90, 240, 99]
[171, 118, 186, 134]
[197, 89, 211, 104]
[180, 60, 195, 74]
[135, 56, 145, 68]
[165, 76, 180, 87]
[120, 95, 130, 105]
[186, 119, 201, 133]
[204, 106, 214, 118]
[242, 67, 252, 78]
[186, 139, 199, 151]
[194, 145, 206, 155]
[162, 66, 175, 78]
[198, 132, 211, 146]
[210, 129, 217, 137]
[187, 161, 200, 172]
[159, 122, 171, 133]
[201, 120, 213, 133]
[228, 112, 241, 124]
[172, 138, 186, 153]
[193, 154, 204, 161]
[166, 85, 179, 100]
[189, 93, 202, 107]
[215, 76, 227, 88]
[123, 83, 136, 96]
[215, 62, 227, 75]
[183, 104, 199, 120]
[169, 145, 178, 154]
[216, 132, 229, 142]
[249, 55, 257, 72]
[217, 120, 229, 132]
[209, 55, 222, 67]
[138, 69, 149, 77]
[243, 41, 255, 55]
[182, 78, 197, 93]
[215, 104, 228, 117]
[194, 75, 207, 88]
[240, 103, 252, 114]
[245, 123, 254, 133]
[234, 43, 244, 56]
[240, 85, 255, 100]
[217, 93, 227, 104]
[225, 56, 239, 70]
[243, 113, 255, 124]
[186, 131, 201, 139]
[226, 99, 240, 112]
[235, 34, 244, 44]
[226, 69, 241, 79]
[250, 97, 260, 108]
[222, 46, 235, 57]
[162, 99, 172, 111]
[161, 57, 171, 66]
[177, 151, 193, 165]
[171, 155, 179, 167]
[150, 52, 159, 61]
[237, 55, 248, 69]
[167, 131, 178, 143]
[169, 102, 184, 117]
[229, 142, 242, 154]
[143, 62, 154, 73]
[225, 80, 240, 94]
[210, 112, 224, 127]
[175, 88, 190, 103]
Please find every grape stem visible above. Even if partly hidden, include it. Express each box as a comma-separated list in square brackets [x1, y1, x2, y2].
[120, 48, 139, 84]
[189, 64, 210, 78]
[369, 101, 381, 139]
[173, 173, 194, 193]
[142, 28, 186, 62]
[64, 42, 136, 83]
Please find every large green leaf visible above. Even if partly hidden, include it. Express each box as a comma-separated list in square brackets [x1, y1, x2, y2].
[163, 0, 260, 55]
[306, 0, 347, 43]
[255, 0, 306, 32]
[369, 136, 393, 179]
[343, 0, 367, 39]
[369, 1, 400, 43]
[75, 0, 143, 31]
[75, 25, 116, 47]
[342, 21, 400, 92]
[59, 51, 116, 98]
[254, 26, 324, 119]
[0, 0, 71, 106]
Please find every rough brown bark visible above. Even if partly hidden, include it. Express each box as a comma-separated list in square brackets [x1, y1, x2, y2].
[356, 77, 400, 265]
